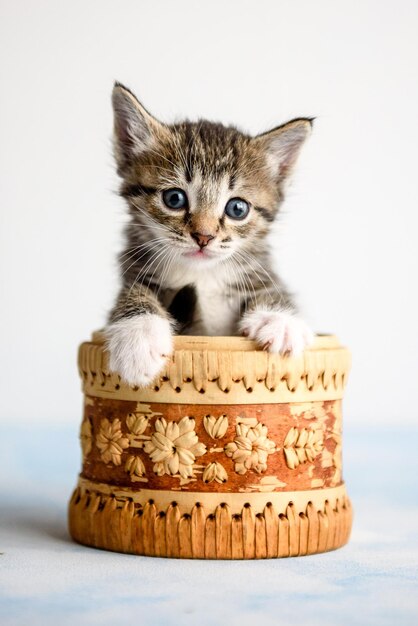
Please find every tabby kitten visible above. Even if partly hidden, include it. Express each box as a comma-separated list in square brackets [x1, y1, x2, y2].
[105, 82, 313, 387]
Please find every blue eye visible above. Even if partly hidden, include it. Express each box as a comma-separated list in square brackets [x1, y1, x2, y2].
[162, 188, 188, 210]
[225, 198, 250, 220]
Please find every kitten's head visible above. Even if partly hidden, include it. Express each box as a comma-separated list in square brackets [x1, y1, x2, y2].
[113, 82, 312, 267]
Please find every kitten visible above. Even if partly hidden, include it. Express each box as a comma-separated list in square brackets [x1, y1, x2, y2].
[105, 82, 314, 387]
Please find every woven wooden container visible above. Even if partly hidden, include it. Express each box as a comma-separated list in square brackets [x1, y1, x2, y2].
[69, 333, 352, 559]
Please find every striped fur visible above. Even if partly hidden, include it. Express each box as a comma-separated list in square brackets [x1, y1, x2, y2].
[106, 83, 313, 385]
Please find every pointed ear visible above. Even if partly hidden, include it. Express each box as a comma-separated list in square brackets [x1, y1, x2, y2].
[254, 118, 313, 181]
[112, 82, 167, 170]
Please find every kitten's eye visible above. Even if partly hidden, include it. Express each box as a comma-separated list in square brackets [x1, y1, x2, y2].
[224, 198, 250, 220]
[162, 188, 188, 210]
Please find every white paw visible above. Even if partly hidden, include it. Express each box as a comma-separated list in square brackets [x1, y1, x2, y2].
[239, 309, 314, 356]
[104, 314, 173, 387]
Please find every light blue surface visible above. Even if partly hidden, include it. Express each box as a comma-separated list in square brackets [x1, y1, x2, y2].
[1, 424, 418, 625]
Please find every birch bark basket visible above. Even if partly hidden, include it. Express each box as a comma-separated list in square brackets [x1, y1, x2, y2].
[69, 333, 353, 559]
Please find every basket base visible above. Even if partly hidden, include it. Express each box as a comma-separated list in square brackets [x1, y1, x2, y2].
[68, 478, 352, 559]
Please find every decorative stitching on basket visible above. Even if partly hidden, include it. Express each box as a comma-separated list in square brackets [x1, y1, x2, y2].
[69, 485, 352, 559]
[78, 341, 351, 394]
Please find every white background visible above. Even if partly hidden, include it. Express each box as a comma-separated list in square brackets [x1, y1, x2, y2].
[1, 0, 417, 426]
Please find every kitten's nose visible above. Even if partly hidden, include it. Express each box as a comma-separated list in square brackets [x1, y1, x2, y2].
[191, 232, 215, 248]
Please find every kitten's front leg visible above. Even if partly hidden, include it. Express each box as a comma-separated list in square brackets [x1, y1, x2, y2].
[238, 283, 313, 356]
[104, 286, 174, 387]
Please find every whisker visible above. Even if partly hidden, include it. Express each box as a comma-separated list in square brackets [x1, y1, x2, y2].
[120, 240, 167, 279]
[157, 248, 177, 296]
[228, 257, 249, 309]
[235, 249, 286, 307]
[230, 255, 258, 309]
[137, 246, 172, 293]
[127, 246, 168, 298]
[144, 248, 171, 291]
[119, 237, 168, 263]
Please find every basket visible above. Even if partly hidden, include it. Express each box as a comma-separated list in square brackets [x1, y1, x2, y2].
[68, 333, 352, 559]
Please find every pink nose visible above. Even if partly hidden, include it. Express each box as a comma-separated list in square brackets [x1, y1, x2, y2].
[191, 232, 215, 248]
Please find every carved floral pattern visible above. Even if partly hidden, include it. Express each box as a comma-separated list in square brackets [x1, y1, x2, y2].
[126, 412, 150, 435]
[224, 422, 276, 475]
[144, 416, 206, 478]
[203, 415, 228, 439]
[202, 462, 228, 484]
[96, 418, 129, 466]
[283, 427, 324, 469]
[80, 418, 92, 458]
[125, 454, 146, 477]
[89, 407, 334, 486]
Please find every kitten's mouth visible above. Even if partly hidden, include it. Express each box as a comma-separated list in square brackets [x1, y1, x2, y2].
[183, 249, 214, 259]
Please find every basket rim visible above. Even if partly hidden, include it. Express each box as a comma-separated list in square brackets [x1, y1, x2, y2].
[91, 331, 342, 352]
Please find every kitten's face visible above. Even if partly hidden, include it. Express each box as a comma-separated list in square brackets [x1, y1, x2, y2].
[113, 83, 311, 268]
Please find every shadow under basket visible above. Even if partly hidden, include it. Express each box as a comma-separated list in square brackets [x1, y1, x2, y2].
[69, 333, 352, 559]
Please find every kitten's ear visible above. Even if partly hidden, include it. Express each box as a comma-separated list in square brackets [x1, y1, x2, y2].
[254, 118, 313, 181]
[112, 82, 167, 170]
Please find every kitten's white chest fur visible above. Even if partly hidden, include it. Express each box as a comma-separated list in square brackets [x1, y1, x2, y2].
[164, 262, 239, 336]
[194, 273, 238, 335]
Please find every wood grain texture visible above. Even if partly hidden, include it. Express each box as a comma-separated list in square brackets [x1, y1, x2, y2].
[255, 514, 267, 559]
[278, 514, 290, 558]
[215, 503, 232, 559]
[80, 397, 343, 494]
[190, 504, 206, 558]
[204, 515, 216, 559]
[231, 515, 244, 559]
[79, 334, 351, 404]
[178, 516, 192, 558]
[69, 483, 352, 559]
[264, 502, 279, 558]
[154, 512, 167, 557]
[166, 503, 180, 557]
